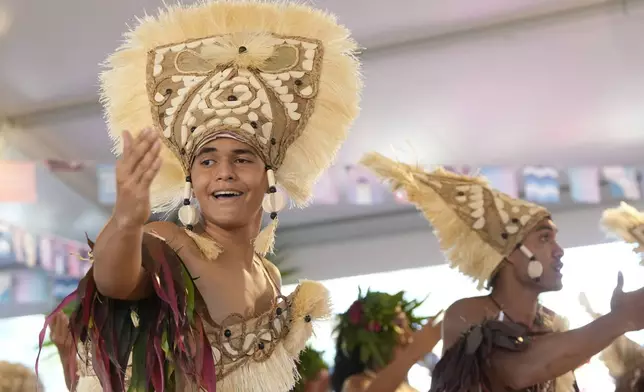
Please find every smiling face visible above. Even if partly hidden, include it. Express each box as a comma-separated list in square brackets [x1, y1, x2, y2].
[190, 137, 268, 230]
[507, 218, 565, 292]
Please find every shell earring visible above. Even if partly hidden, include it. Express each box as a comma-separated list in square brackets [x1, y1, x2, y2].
[254, 167, 287, 255]
[178, 176, 199, 230]
[520, 245, 543, 281]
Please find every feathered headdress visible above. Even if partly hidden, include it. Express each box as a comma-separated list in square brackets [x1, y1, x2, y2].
[601, 202, 644, 261]
[100, 0, 362, 255]
[361, 153, 550, 289]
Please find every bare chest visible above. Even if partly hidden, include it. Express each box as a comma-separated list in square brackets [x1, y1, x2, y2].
[182, 257, 277, 324]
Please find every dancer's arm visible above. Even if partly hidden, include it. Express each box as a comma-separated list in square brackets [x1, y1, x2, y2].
[441, 295, 630, 390]
[93, 129, 162, 300]
[360, 319, 442, 392]
[489, 312, 626, 389]
[92, 218, 149, 299]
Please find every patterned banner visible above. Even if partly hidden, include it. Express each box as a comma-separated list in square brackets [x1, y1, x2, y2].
[523, 166, 560, 203]
[568, 167, 601, 203]
[312, 167, 341, 205]
[5, 158, 644, 208]
[479, 167, 518, 198]
[345, 165, 387, 205]
[602, 166, 641, 200]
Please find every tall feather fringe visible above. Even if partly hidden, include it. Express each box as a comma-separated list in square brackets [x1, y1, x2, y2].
[360, 152, 502, 289]
[100, 1, 362, 213]
[601, 202, 644, 260]
[254, 217, 278, 256]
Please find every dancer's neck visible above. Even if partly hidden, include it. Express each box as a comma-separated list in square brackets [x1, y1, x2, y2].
[490, 278, 539, 327]
[201, 215, 261, 268]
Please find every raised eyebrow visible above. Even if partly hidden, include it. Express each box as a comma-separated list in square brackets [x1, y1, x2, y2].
[232, 148, 258, 157]
[194, 147, 217, 159]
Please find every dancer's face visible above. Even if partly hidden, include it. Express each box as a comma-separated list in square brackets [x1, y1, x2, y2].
[508, 218, 565, 292]
[191, 138, 267, 230]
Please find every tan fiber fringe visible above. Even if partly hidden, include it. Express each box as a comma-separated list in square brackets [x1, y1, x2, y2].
[184, 229, 223, 261]
[601, 202, 644, 260]
[283, 280, 332, 355]
[99, 0, 362, 214]
[253, 217, 278, 256]
[360, 152, 503, 289]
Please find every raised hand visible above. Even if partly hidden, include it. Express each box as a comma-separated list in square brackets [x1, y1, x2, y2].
[113, 128, 163, 229]
[405, 310, 444, 362]
[610, 271, 644, 332]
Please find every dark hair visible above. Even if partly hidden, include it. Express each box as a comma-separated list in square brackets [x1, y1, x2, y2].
[330, 331, 366, 392]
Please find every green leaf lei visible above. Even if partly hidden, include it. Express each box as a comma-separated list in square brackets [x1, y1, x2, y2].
[292, 346, 328, 392]
[334, 289, 426, 369]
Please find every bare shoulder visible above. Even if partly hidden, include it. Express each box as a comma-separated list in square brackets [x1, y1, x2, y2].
[144, 220, 182, 239]
[260, 257, 282, 289]
[342, 374, 371, 392]
[442, 296, 498, 352]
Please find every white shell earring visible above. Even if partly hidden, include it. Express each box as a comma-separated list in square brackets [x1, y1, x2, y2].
[527, 260, 543, 280]
[520, 244, 543, 281]
[254, 168, 286, 256]
[261, 168, 286, 217]
[178, 177, 199, 230]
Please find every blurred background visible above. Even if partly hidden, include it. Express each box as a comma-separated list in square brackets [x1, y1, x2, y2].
[1, 0, 644, 391]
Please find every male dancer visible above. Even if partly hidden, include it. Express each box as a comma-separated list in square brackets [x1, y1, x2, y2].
[361, 153, 644, 391]
[36, 2, 362, 391]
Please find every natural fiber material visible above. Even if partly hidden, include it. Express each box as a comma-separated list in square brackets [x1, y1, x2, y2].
[100, 0, 362, 214]
[253, 217, 278, 256]
[0, 361, 43, 391]
[361, 153, 550, 289]
[601, 202, 644, 260]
